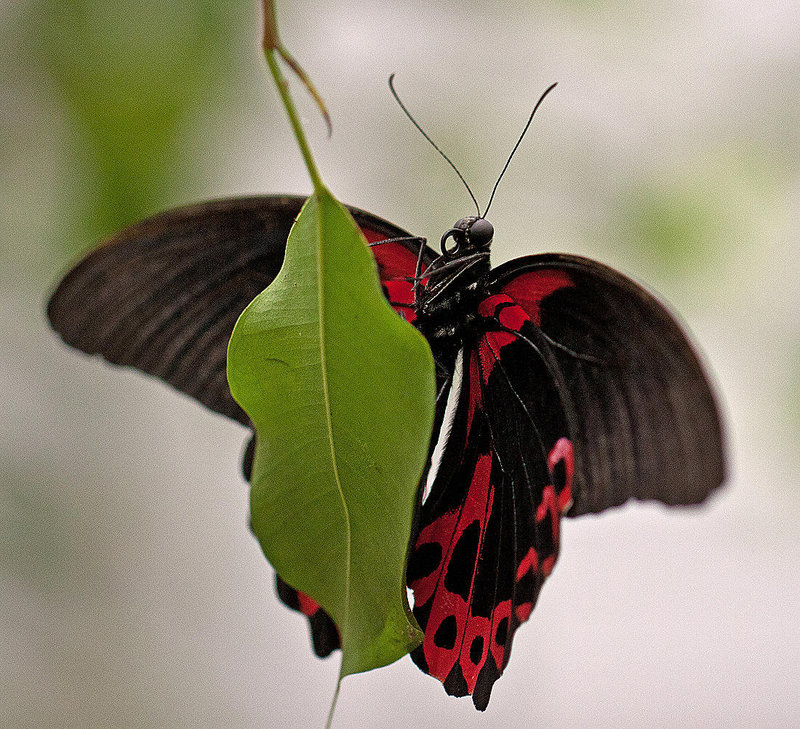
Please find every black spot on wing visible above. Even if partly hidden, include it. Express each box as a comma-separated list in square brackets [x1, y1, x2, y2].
[444, 661, 469, 697]
[551, 458, 567, 491]
[473, 652, 501, 711]
[470, 636, 484, 664]
[433, 615, 458, 649]
[308, 610, 341, 658]
[407, 542, 443, 583]
[444, 520, 480, 600]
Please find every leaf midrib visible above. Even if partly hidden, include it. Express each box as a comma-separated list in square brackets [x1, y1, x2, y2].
[315, 197, 352, 651]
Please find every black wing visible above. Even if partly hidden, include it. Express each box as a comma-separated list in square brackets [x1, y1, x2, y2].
[490, 253, 725, 516]
[47, 195, 431, 425]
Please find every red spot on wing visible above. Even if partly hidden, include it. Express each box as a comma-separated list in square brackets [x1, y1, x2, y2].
[549, 437, 575, 512]
[297, 591, 322, 617]
[500, 269, 574, 325]
[476, 294, 532, 383]
[496, 301, 529, 332]
[515, 602, 533, 622]
[477, 295, 533, 340]
[536, 486, 556, 523]
[516, 548, 539, 580]
[528, 438, 575, 580]
[488, 599, 511, 670]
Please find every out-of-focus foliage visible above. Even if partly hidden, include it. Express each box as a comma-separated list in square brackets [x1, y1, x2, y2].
[20, 0, 249, 249]
[0, 470, 77, 590]
[618, 180, 720, 276]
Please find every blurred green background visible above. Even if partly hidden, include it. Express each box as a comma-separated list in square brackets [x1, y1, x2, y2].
[2, 1, 798, 727]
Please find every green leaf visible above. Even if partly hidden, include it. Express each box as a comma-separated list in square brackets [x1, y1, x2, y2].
[227, 187, 434, 676]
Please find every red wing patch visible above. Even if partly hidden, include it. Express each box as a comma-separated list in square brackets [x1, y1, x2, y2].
[367, 234, 422, 279]
[408, 296, 575, 710]
[381, 279, 418, 324]
[367, 234, 429, 324]
[499, 268, 574, 325]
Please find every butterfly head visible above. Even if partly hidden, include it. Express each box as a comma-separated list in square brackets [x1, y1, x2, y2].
[419, 217, 494, 307]
[440, 216, 494, 258]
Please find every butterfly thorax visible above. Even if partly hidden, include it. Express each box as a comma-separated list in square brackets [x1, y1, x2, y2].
[414, 216, 494, 348]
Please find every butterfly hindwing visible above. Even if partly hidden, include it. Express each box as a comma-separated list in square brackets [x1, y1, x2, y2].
[489, 254, 724, 516]
[408, 294, 574, 710]
[275, 574, 341, 658]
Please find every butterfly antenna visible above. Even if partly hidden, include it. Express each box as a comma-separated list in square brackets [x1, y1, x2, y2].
[482, 82, 558, 219]
[389, 74, 480, 217]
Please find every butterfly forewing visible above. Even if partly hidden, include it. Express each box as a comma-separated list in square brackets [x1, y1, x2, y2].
[47, 195, 433, 424]
[489, 254, 724, 516]
[48, 198, 301, 422]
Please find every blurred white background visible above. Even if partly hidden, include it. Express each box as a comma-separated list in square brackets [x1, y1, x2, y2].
[2, 0, 799, 727]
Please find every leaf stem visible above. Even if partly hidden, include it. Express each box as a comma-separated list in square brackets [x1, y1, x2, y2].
[262, 0, 331, 146]
[265, 48, 325, 193]
[325, 675, 342, 729]
[262, 0, 279, 48]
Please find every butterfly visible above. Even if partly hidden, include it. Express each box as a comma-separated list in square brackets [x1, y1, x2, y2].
[47, 193, 725, 710]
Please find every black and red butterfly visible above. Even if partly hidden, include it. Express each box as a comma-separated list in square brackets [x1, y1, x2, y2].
[47, 191, 724, 709]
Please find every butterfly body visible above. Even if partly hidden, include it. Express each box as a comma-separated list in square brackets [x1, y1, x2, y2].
[47, 195, 724, 711]
[414, 278, 486, 348]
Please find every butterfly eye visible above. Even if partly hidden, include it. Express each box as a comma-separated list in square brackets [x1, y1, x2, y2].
[440, 227, 465, 257]
[468, 218, 494, 248]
